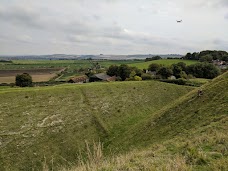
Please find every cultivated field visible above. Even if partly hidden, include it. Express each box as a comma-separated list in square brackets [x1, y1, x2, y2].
[0, 60, 142, 82]
[0, 59, 199, 82]
[0, 68, 61, 83]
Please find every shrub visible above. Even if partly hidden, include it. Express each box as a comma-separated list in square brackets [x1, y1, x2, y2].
[134, 76, 142, 81]
[126, 76, 142, 81]
[15, 73, 33, 87]
[141, 73, 153, 80]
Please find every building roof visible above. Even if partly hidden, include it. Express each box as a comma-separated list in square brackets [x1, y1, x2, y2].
[68, 75, 88, 83]
[90, 73, 111, 80]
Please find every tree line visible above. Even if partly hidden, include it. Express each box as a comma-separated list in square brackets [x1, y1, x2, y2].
[183, 50, 228, 62]
[107, 62, 221, 81]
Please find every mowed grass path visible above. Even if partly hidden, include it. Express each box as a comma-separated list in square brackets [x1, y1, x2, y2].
[0, 81, 194, 170]
[129, 59, 198, 69]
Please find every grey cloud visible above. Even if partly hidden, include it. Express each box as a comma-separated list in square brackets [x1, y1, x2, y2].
[225, 13, 228, 19]
[0, 6, 44, 29]
[218, 0, 228, 7]
[213, 38, 228, 45]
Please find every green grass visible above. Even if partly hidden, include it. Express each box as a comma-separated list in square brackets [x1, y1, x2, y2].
[64, 72, 228, 171]
[0, 80, 194, 170]
[129, 59, 198, 69]
[0, 60, 142, 70]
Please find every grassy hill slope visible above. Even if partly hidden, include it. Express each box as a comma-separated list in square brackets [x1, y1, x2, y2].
[0, 81, 194, 170]
[70, 72, 227, 171]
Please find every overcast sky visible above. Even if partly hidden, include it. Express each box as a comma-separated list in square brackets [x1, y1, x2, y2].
[0, 0, 228, 55]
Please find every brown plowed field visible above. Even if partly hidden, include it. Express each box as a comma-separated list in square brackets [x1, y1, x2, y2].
[0, 68, 62, 83]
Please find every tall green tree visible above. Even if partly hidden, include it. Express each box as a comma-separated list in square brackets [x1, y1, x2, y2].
[118, 64, 131, 81]
[172, 64, 182, 78]
[157, 67, 173, 79]
[148, 63, 162, 72]
[107, 65, 119, 76]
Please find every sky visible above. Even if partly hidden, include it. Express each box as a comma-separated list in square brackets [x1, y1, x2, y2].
[0, 0, 228, 55]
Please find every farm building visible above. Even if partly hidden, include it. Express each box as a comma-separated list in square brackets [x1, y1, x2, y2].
[89, 73, 116, 82]
[68, 75, 88, 83]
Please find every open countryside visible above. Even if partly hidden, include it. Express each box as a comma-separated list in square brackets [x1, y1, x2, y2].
[0, 59, 199, 83]
[0, 51, 227, 170]
[0, 68, 62, 83]
[0, 0, 228, 170]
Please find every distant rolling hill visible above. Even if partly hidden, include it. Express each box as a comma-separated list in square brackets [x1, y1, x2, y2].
[0, 54, 183, 60]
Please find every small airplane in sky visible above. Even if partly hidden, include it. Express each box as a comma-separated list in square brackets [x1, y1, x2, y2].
[176, 20, 182, 23]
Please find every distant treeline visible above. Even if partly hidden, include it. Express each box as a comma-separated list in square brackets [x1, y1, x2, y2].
[183, 50, 228, 62]
[0, 59, 12, 63]
[145, 56, 162, 62]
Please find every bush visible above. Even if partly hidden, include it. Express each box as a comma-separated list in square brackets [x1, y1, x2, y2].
[134, 76, 142, 81]
[15, 73, 33, 87]
[180, 71, 188, 79]
[141, 73, 153, 80]
[126, 76, 142, 81]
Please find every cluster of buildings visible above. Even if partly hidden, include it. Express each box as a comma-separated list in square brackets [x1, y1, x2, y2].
[68, 73, 116, 84]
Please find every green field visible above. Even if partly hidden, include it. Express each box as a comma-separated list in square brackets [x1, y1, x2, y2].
[0, 59, 199, 82]
[0, 60, 142, 70]
[0, 80, 194, 170]
[0, 60, 143, 82]
[129, 59, 198, 69]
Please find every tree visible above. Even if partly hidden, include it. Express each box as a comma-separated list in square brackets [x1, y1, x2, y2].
[130, 67, 143, 77]
[118, 64, 131, 81]
[222, 55, 228, 62]
[192, 52, 199, 60]
[145, 56, 162, 62]
[172, 64, 182, 78]
[186, 63, 220, 79]
[15, 73, 32, 87]
[176, 62, 187, 71]
[157, 67, 173, 79]
[185, 52, 192, 60]
[199, 55, 213, 63]
[148, 63, 162, 72]
[107, 65, 119, 76]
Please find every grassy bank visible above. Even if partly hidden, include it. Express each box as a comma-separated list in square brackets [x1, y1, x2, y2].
[0, 80, 194, 170]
